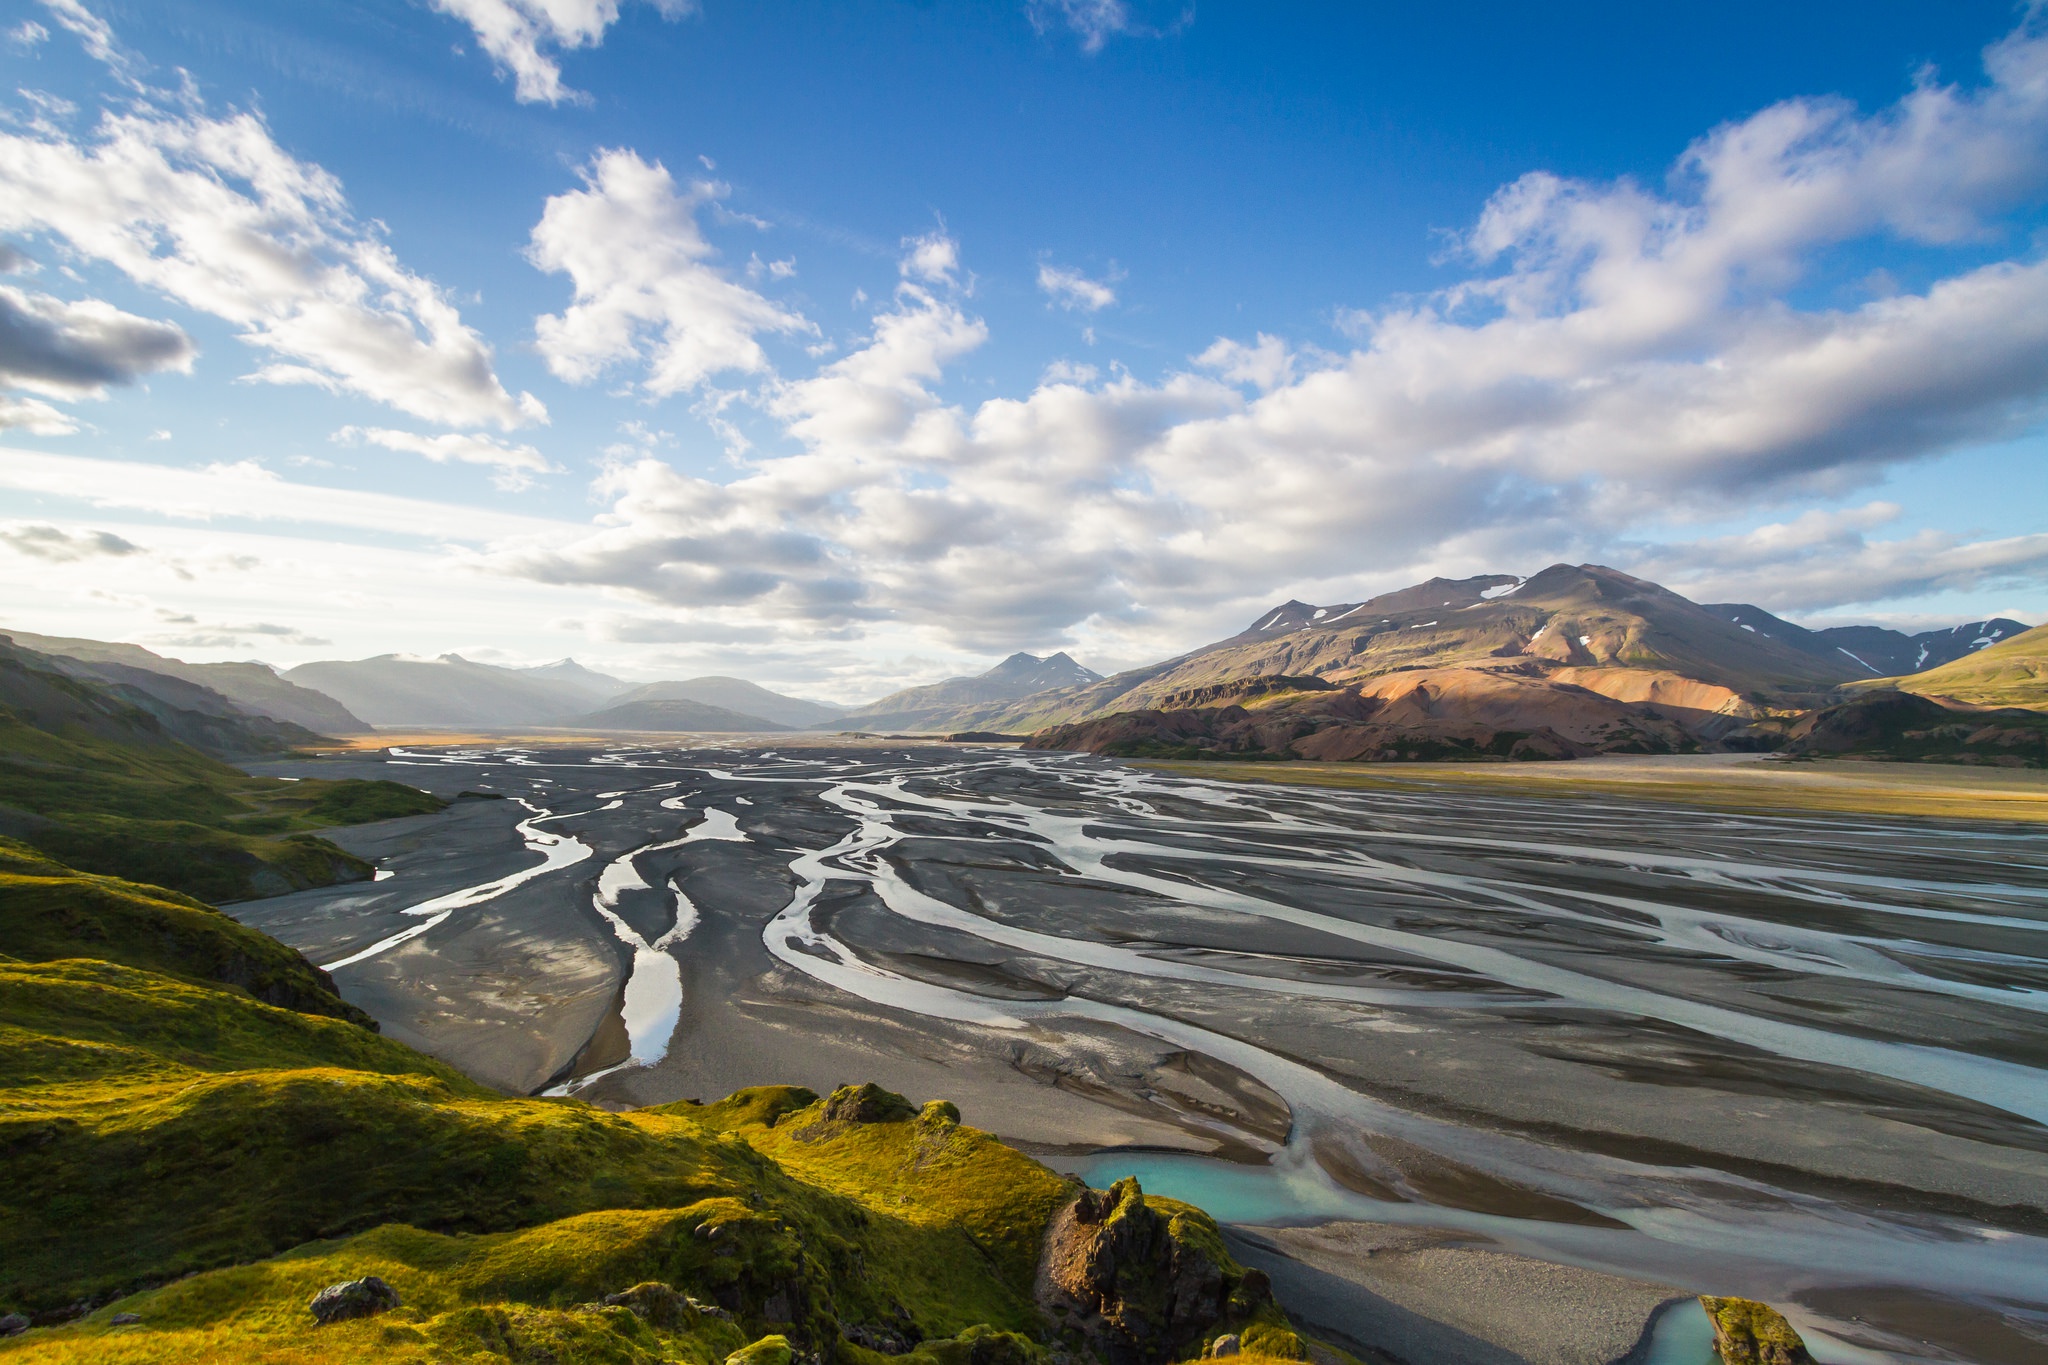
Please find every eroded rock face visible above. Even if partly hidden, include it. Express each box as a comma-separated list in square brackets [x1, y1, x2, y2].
[1700, 1297, 1812, 1365]
[1036, 1179, 1265, 1365]
[308, 1275, 400, 1325]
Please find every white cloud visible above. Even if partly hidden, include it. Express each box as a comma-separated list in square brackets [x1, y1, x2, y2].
[1026, 0, 1129, 53]
[0, 449, 563, 540]
[0, 83, 542, 428]
[335, 426, 558, 491]
[0, 522, 141, 561]
[39, 0, 126, 73]
[1194, 333, 1294, 392]
[900, 230, 963, 288]
[479, 16, 2048, 659]
[7, 20, 49, 50]
[0, 396, 78, 434]
[1622, 505, 2048, 614]
[529, 149, 813, 396]
[0, 284, 194, 399]
[1037, 262, 1116, 311]
[432, 0, 695, 105]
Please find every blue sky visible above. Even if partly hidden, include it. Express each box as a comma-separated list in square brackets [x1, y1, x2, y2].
[1, 0, 2045, 699]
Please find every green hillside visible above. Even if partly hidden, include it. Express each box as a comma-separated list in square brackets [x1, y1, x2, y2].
[0, 853, 1298, 1365]
[1852, 623, 2048, 710]
[0, 642, 440, 901]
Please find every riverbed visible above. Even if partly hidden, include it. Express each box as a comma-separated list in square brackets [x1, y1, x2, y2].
[234, 742, 2048, 1364]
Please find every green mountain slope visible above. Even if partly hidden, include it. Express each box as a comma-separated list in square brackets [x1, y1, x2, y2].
[0, 641, 440, 900]
[1850, 623, 2048, 710]
[0, 631, 373, 735]
[0, 854, 1299, 1365]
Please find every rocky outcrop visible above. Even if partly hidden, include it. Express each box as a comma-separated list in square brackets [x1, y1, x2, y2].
[1699, 1297, 1811, 1365]
[1036, 1179, 1271, 1365]
[309, 1276, 400, 1324]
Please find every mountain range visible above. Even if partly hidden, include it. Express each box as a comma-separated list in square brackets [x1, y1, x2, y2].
[7, 566, 2037, 748]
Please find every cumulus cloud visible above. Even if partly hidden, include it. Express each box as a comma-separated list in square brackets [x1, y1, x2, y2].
[0, 79, 542, 429]
[1037, 262, 1116, 311]
[0, 522, 141, 561]
[336, 426, 556, 491]
[530, 149, 812, 396]
[1194, 333, 1294, 392]
[0, 395, 78, 434]
[433, 0, 695, 105]
[484, 14, 2048, 656]
[1623, 505, 2048, 614]
[0, 284, 193, 398]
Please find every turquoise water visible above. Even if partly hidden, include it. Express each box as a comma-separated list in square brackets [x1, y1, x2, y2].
[1069, 1149, 1386, 1226]
[1639, 1300, 1718, 1365]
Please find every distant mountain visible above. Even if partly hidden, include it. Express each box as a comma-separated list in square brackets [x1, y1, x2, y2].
[1702, 605, 2032, 677]
[284, 654, 620, 728]
[575, 698, 793, 732]
[981, 564, 1854, 736]
[2, 630, 370, 734]
[1849, 622, 2048, 710]
[838, 652, 1103, 732]
[603, 676, 844, 730]
[0, 637, 330, 756]
[511, 658, 631, 705]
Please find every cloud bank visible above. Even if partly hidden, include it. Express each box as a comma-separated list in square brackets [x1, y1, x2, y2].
[489, 15, 2048, 651]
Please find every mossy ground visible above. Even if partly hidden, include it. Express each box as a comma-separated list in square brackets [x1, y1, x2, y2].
[0, 699, 441, 901]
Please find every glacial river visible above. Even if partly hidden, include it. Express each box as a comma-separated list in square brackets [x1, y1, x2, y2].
[240, 743, 2048, 1363]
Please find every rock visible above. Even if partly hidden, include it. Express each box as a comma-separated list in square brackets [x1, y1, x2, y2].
[1208, 1333, 1241, 1357]
[1700, 1297, 1812, 1365]
[109, 1313, 141, 1326]
[603, 1282, 701, 1329]
[844, 1323, 915, 1355]
[308, 1276, 401, 1325]
[1037, 1178, 1252, 1365]
[0, 1313, 27, 1337]
[820, 1083, 917, 1124]
[728, 1333, 795, 1365]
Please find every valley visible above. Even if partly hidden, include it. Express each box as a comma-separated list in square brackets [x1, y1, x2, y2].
[229, 739, 2048, 1364]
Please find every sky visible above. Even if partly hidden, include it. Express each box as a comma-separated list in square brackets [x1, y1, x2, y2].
[1, 0, 2046, 702]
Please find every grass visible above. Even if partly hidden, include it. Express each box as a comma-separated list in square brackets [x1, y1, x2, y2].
[0, 700, 442, 901]
[1142, 755, 2048, 823]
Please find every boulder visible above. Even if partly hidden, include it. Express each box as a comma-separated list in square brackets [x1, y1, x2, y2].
[0, 1313, 27, 1337]
[308, 1276, 400, 1325]
[820, 1083, 918, 1125]
[109, 1313, 141, 1326]
[1038, 1178, 1257, 1365]
[1700, 1297, 1811, 1365]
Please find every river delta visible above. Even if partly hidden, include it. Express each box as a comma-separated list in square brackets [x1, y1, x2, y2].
[234, 742, 2048, 1365]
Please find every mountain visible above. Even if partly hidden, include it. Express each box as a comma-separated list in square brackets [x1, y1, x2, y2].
[0, 638, 440, 900]
[576, 698, 793, 732]
[512, 657, 632, 704]
[1848, 622, 2048, 710]
[1, 630, 371, 734]
[838, 651, 1104, 731]
[603, 675, 844, 729]
[284, 653, 626, 727]
[0, 636, 333, 756]
[1701, 606, 2032, 678]
[983, 564, 1855, 737]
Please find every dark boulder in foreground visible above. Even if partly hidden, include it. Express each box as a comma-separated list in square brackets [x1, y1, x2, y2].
[309, 1276, 400, 1324]
[1699, 1296, 1811, 1365]
[1037, 1178, 1277, 1365]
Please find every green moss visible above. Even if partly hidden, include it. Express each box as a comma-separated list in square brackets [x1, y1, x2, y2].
[1699, 1297, 1810, 1365]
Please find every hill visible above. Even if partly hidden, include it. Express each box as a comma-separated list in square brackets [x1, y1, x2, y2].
[602, 676, 844, 729]
[0, 844, 1303, 1365]
[1780, 691, 2048, 765]
[0, 640, 440, 900]
[286, 654, 625, 728]
[1, 631, 371, 735]
[840, 652, 1104, 732]
[992, 565, 1851, 740]
[1848, 623, 2048, 710]
[1700, 607, 2032, 678]
[578, 698, 793, 732]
